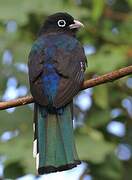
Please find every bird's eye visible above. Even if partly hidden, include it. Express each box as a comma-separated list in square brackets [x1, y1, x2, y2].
[57, 19, 66, 27]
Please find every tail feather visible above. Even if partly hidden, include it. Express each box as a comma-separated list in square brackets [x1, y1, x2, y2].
[33, 103, 81, 174]
[33, 104, 38, 158]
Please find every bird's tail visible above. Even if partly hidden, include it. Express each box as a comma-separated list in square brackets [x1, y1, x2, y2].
[33, 103, 81, 175]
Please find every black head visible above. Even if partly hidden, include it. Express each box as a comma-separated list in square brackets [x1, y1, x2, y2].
[38, 12, 84, 36]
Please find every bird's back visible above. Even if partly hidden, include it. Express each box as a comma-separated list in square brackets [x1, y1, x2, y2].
[28, 33, 86, 108]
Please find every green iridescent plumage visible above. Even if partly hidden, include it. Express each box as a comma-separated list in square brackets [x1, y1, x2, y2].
[33, 104, 80, 174]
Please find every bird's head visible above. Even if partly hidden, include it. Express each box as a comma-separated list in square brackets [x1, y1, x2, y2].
[38, 12, 84, 36]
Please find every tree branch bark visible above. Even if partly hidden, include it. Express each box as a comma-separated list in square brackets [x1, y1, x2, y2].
[0, 65, 132, 110]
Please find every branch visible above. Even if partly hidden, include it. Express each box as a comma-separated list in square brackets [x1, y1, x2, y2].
[0, 66, 132, 110]
[104, 8, 130, 21]
[82, 65, 132, 89]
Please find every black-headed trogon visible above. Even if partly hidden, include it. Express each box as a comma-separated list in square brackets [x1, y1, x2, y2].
[28, 12, 87, 175]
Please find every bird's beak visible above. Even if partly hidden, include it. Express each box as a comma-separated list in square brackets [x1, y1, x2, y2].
[69, 20, 84, 29]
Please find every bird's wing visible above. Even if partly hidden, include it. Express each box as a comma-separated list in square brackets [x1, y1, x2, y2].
[28, 41, 49, 106]
[53, 40, 87, 108]
[28, 45, 44, 83]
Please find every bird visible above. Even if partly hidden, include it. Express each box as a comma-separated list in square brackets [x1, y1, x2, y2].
[28, 12, 87, 175]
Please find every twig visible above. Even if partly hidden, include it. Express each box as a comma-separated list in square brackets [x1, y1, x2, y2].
[0, 66, 132, 110]
[82, 65, 132, 89]
[0, 96, 33, 110]
[104, 8, 131, 21]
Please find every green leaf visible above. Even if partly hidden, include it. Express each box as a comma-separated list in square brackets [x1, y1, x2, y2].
[93, 85, 109, 109]
[4, 161, 25, 179]
[75, 130, 114, 163]
[0, 106, 35, 174]
[0, 106, 32, 134]
[91, 0, 105, 21]
[128, 0, 132, 7]
[0, 0, 87, 24]
[101, 19, 132, 45]
[0, 133, 35, 174]
[86, 107, 110, 127]
[91, 153, 123, 180]
[87, 45, 128, 74]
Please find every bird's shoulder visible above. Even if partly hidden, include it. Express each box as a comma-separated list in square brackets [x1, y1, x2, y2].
[29, 33, 82, 56]
[29, 36, 47, 55]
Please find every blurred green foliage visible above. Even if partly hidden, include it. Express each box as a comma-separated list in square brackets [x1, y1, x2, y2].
[0, 0, 132, 179]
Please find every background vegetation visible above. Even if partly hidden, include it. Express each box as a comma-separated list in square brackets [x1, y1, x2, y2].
[0, 0, 132, 179]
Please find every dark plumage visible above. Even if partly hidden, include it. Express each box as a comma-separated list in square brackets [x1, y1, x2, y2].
[28, 12, 87, 175]
[38, 12, 75, 36]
